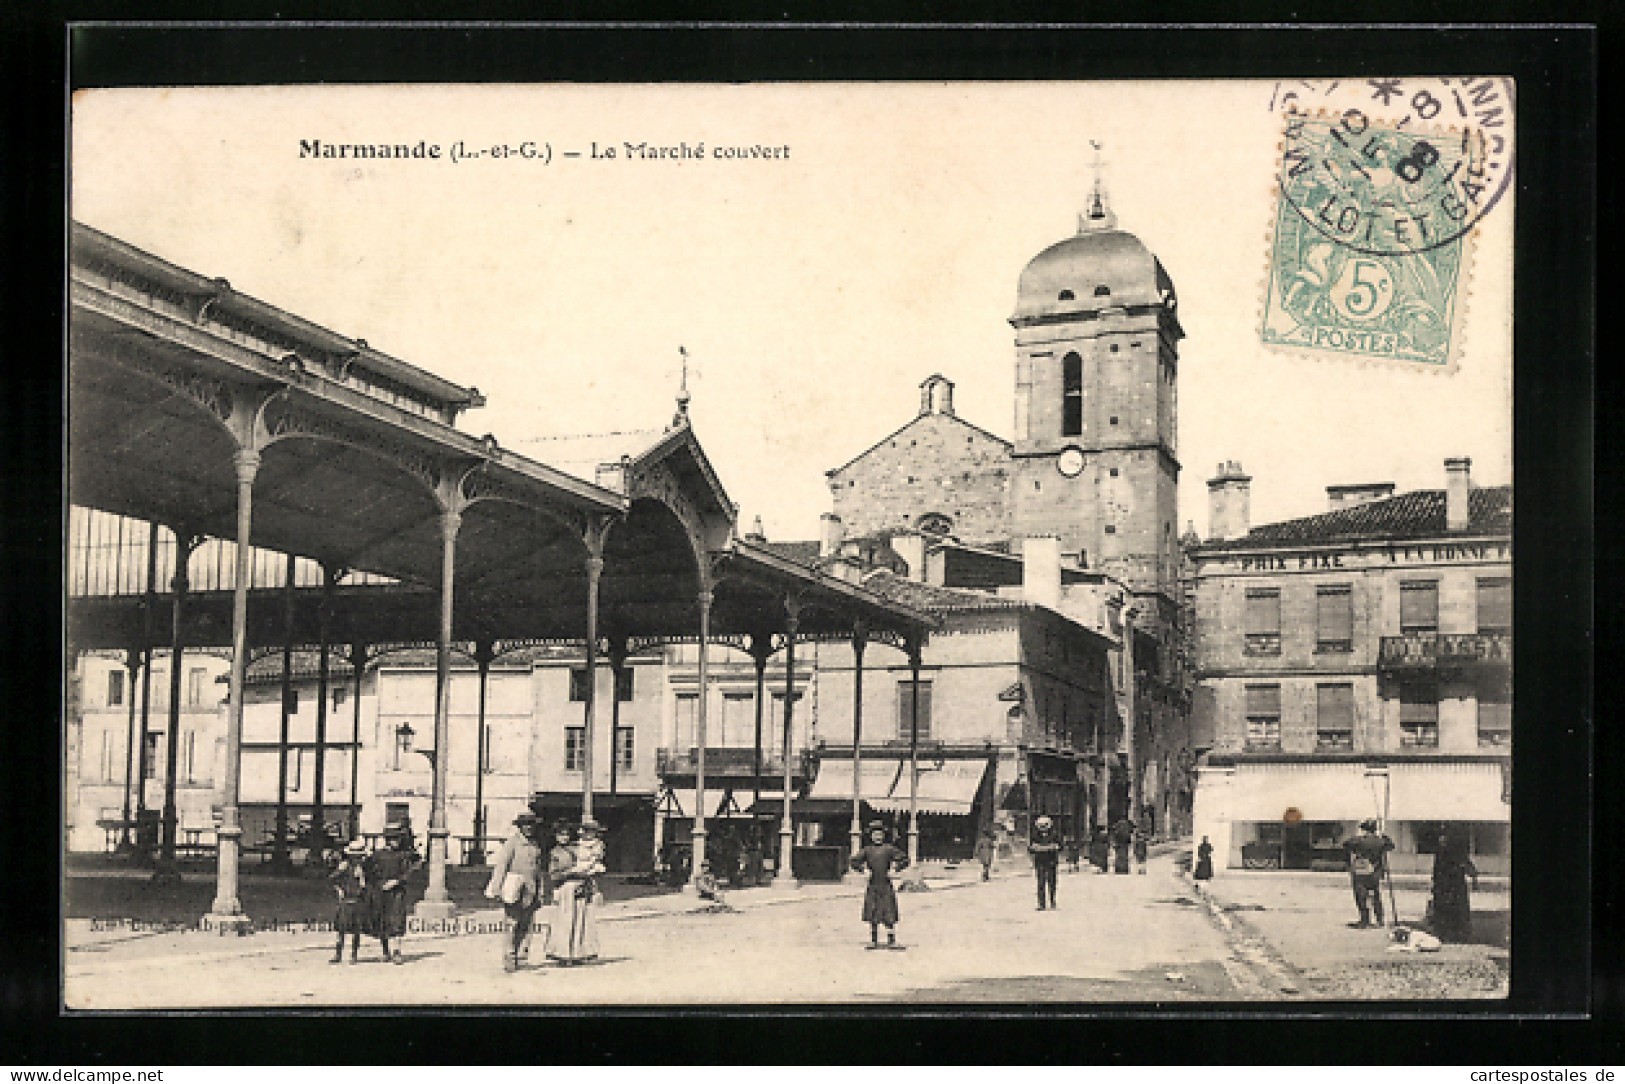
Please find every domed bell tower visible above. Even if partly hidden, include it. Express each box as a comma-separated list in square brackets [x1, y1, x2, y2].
[1009, 154, 1184, 604]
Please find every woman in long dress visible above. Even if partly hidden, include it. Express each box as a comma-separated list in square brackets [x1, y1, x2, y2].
[850, 821, 909, 949]
[545, 820, 602, 965]
[1429, 827, 1479, 942]
[1193, 836, 1215, 881]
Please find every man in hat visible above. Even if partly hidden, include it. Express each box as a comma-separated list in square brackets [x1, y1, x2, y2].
[484, 811, 546, 972]
[1029, 815, 1062, 910]
[1344, 819, 1395, 928]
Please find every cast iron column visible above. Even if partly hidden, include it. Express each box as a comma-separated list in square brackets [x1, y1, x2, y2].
[774, 596, 801, 887]
[271, 552, 296, 872]
[691, 589, 713, 889]
[156, 530, 198, 879]
[848, 622, 867, 861]
[608, 639, 627, 797]
[906, 637, 924, 886]
[470, 638, 493, 865]
[134, 521, 158, 846]
[750, 636, 769, 813]
[415, 509, 461, 919]
[581, 552, 604, 827]
[117, 647, 141, 852]
[308, 565, 335, 864]
[208, 448, 259, 929]
[347, 642, 366, 842]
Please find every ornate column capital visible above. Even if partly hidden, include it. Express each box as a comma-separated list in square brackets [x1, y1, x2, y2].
[232, 447, 262, 484]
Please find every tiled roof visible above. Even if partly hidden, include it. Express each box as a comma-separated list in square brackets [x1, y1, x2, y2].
[760, 540, 823, 566]
[859, 570, 1026, 614]
[1222, 485, 1511, 550]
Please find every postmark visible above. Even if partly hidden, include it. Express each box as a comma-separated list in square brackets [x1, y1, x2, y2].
[1260, 78, 1514, 370]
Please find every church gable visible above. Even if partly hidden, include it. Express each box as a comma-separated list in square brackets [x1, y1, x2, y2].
[826, 396, 1012, 545]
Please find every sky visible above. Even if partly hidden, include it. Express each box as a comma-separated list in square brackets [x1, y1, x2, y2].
[71, 81, 1512, 543]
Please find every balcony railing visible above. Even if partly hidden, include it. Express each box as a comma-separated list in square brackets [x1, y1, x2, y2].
[1379, 632, 1511, 670]
[656, 746, 808, 778]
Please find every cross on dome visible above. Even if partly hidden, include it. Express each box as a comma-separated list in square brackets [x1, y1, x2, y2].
[1079, 140, 1119, 233]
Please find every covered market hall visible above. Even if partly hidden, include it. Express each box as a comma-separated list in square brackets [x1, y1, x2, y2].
[67, 221, 936, 930]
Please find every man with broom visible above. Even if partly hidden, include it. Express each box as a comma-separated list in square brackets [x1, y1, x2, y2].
[1344, 819, 1395, 929]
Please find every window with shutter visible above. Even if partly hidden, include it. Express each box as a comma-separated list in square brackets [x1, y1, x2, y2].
[1399, 681, 1440, 747]
[1316, 586, 1353, 653]
[897, 680, 933, 742]
[1316, 684, 1355, 750]
[1477, 578, 1511, 634]
[1245, 684, 1281, 748]
[1245, 588, 1281, 655]
[1400, 581, 1439, 633]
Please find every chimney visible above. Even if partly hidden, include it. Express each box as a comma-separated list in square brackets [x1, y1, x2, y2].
[1445, 457, 1472, 531]
[819, 513, 844, 557]
[1206, 461, 1252, 541]
[1325, 482, 1397, 512]
[891, 530, 927, 582]
[1023, 536, 1062, 610]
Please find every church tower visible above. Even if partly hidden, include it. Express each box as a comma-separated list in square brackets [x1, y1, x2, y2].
[1009, 159, 1183, 605]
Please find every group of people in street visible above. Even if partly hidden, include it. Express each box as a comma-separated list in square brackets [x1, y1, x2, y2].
[483, 812, 604, 972]
[1340, 818, 1480, 943]
[327, 825, 420, 964]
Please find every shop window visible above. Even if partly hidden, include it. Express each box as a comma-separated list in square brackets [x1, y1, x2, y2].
[565, 726, 586, 772]
[568, 667, 589, 702]
[615, 666, 634, 702]
[1477, 577, 1511, 634]
[1316, 585, 1353, 653]
[616, 727, 635, 771]
[896, 680, 933, 742]
[1245, 684, 1281, 748]
[1245, 588, 1282, 655]
[1399, 682, 1440, 747]
[107, 669, 125, 708]
[1316, 684, 1355, 750]
[1062, 352, 1083, 437]
[1400, 581, 1439, 634]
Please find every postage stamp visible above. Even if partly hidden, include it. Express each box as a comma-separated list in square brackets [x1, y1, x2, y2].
[1261, 80, 1514, 370]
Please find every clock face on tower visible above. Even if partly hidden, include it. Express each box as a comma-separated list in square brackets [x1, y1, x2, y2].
[1057, 447, 1085, 478]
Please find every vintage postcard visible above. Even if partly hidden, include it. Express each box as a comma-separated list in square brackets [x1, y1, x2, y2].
[65, 78, 1513, 1009]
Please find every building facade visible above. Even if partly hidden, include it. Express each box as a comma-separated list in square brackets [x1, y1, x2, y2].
[1189, 457, 1512, 874]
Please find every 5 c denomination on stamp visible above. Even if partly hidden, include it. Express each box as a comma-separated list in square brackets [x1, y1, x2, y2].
[1261, 78, 1514, 371]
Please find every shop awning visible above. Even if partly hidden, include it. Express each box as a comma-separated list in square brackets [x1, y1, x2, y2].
[807, 759, 904, 803]
[1224, 763, 1388, 823]
[867, 758, 991, 816]
[1387, 762, 1510, 822]
[747, 797, 854, 818]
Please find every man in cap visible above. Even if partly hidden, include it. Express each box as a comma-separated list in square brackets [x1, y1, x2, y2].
[1029, 815, 1062, 910]
[1344, 818, 1395, 928]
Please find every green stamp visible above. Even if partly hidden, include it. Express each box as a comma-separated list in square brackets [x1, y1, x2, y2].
[1261, 107, 1511, 369]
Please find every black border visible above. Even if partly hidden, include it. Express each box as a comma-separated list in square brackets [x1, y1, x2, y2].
[2, 14, 1603, 1065]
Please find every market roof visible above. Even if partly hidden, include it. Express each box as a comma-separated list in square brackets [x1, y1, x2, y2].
[1212, 486, 1513, 551]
